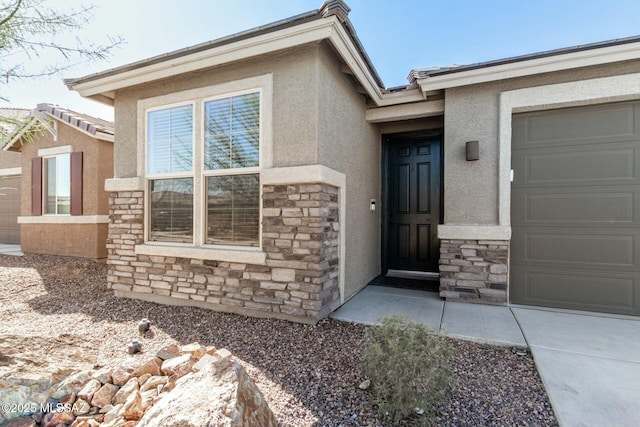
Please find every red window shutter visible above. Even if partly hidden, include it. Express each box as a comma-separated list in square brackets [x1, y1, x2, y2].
[70, 152, 83, 216]
[31, 157, 42, 216]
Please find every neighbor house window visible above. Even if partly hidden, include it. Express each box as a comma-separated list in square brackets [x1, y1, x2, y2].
[145, 90, 261, 247]
[146, 104, 194, 243]
[43, 154, 70, 214]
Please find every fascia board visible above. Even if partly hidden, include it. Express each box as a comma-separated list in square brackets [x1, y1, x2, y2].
[70, 17, 387, 106]
[70, 19, 339, 98]
[327, 22, 384, 104]
[366, 99, 444, 123]
[417, 42, 640, 92]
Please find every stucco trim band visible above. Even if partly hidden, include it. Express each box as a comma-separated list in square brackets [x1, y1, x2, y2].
[438, 225, 511, 240]
[18, 215, 110, 224]
[105, 177, 145, 192]
[262, 164, 347, 303]
[498, 72, 640, 226]
[0, 167, 21, 176]
[135, 244, 268, 265]
[365, 99, 444, 123]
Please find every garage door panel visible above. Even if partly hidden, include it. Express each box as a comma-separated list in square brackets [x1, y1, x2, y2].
[512, 189, 636, 225]
[512, 142, 640, 187]
[512, 103, 639, 148]
[512, 229, 638, 268]
[511, 268, 637, 315]
[511, 101, 640, 315]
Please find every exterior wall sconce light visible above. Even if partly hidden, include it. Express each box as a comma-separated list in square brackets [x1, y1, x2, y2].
[466, 140, 480, 161]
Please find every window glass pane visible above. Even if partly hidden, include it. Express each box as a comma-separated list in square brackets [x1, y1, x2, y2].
[56, 154, 70, 214]
[204, 92, 259, 171]
[206, 174, 259, 246]
[44, 157, 56, 214]
[147, 105, 193, 174]
[149, 178, 193, 243]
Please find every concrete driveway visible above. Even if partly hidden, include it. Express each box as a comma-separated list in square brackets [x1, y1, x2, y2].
[512, 307, 640, 427]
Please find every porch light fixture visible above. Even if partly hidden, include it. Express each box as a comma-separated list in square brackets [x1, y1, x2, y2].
[466, 140, 480, 161]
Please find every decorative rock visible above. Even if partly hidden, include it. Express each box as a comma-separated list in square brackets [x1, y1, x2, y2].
[91, 367, 112, 385]
[358, 379, 371, 390]
[156, 344, 180, 361]
[137, 358, 277, 427]
[77, 379, 101, 403]
[111, 367, 134, 386]
[112, 377, 140, 405]
[90, 383, 119, 408]
[137, 373, 152, 385]
[70, 416, 101, 427]
[160, 354, 196, 378]
[122, 391, 144, 421]
[101, 415, 126, 427]
[51, 371, 91, 399]
[72, 399, 91, 416]
[192, 354, 217, 372]
[214, 348, 233, 360]
[140, 389, 157, 411]
[40, 409, 75, 427]
[133, 357, 163, 377]
[205, 345, 217, 356]
[179, 342, 205, 360]
[59, 392, 76, 405]
[98, 405, 112, 414]
[139, 376, 168, 393]
[102, 404, 124, 423]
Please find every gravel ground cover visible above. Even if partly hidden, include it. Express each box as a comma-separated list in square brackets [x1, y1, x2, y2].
[0, 254, 558, 426]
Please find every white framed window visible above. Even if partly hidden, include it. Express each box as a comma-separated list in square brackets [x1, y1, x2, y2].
[146, 102, 195, 243]
[43, 153, 70, 215]
[143, 76, 271, 250]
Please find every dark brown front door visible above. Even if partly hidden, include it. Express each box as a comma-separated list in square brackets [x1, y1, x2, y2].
[384, 134, 441, 272]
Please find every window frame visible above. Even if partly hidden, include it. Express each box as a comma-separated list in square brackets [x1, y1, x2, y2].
[201, 89, 262, 249]
[141, 77, 271, 252]
[42, 153, 71, 216]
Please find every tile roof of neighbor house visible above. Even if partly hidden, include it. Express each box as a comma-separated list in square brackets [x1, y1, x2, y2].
[64, 0, 384, 89]
[1, 104, 114, 151]
[35, 103, 114, 137]
[408, 35, 640, 82]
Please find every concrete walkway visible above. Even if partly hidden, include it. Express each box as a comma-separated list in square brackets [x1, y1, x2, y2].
[331, 285, 640, 426]
[0, 243, 22, 256]
[512, 307, 640, 427]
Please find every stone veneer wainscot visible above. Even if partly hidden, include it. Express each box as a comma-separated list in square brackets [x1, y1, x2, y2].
[106, 183, 340, 324]
[438, 239, 509, 303]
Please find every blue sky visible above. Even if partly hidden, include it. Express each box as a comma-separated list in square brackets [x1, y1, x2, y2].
[4, 0, 640, 120]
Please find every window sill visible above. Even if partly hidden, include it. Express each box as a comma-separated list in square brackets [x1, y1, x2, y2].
[18, 215, 110, 224]
[135, 243, 267, 265]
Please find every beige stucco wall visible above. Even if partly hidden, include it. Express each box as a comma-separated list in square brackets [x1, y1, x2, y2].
[0, 150, 21, 169]
[113, 45, 321, 178]
[443, 59, 640, 225]
[316, 43, 380, 299]
[21, 223, 108, 259]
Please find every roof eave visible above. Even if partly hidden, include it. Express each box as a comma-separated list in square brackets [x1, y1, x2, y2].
[416, 40, 640, 93]
[66, 15, 388, 106]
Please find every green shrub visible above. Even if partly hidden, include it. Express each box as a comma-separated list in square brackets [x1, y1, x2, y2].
[361, 316, 456, 425]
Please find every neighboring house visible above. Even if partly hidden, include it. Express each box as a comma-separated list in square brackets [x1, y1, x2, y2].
[2, 104, 114, 260]
[0, 108, 30, 244]
[65, 0, 640, 321]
